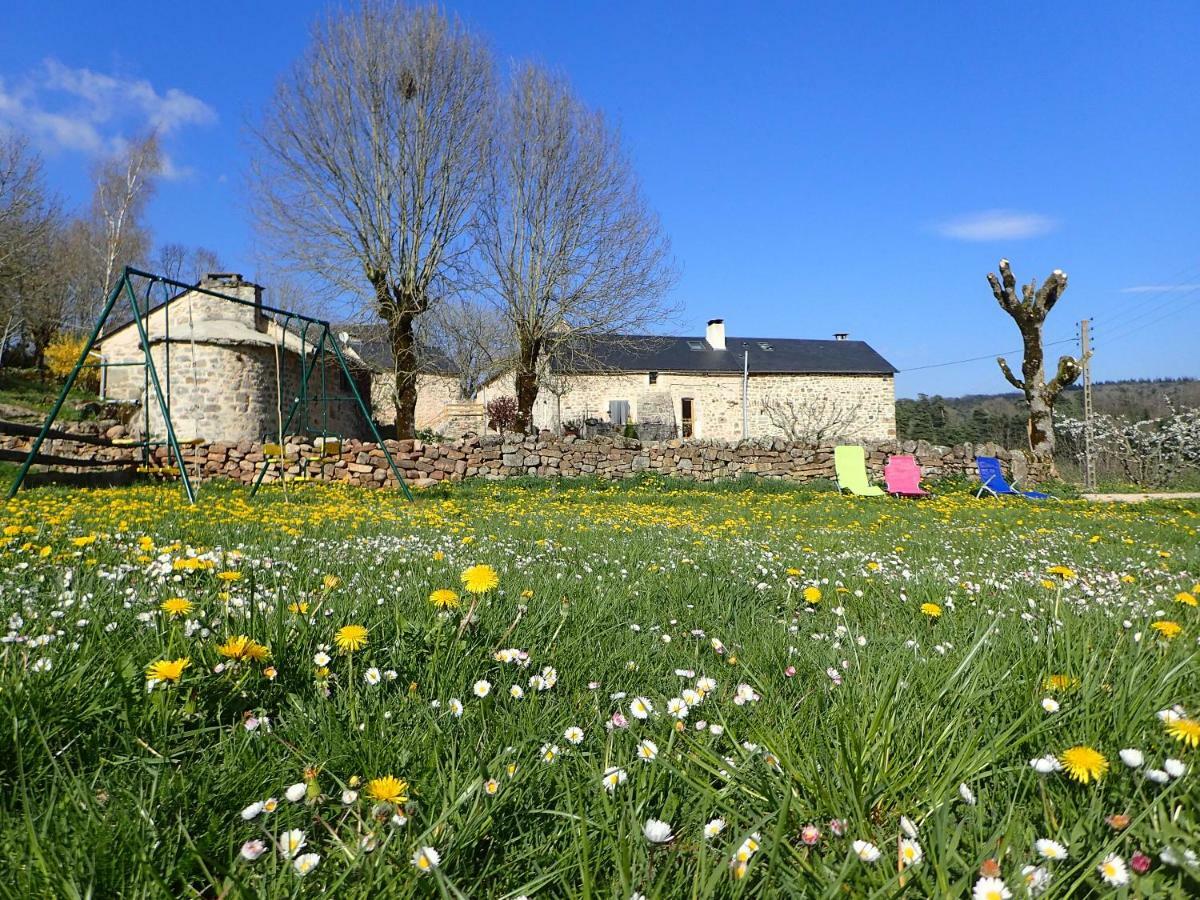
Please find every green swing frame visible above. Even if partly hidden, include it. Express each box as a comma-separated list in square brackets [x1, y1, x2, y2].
[5, 267, 413, 503]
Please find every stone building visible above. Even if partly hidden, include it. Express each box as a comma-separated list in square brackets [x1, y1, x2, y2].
[476, 319, 897, 442]
[95, 274, 372, 445]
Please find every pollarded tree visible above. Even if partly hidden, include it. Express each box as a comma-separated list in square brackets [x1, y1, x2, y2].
[250, 2, 494, 438]
[474, 62, 676, 432]
[987, 258, 1085, 460]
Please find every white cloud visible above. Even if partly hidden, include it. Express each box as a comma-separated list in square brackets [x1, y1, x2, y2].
[1119, 284, 1200, 294]
[934, 209, 1059, 242]
[0, 59, 216, 179]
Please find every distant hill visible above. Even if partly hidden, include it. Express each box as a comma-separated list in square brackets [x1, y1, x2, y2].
[897, 377, 1200, 447]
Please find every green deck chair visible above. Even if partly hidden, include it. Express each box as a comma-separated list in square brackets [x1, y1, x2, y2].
[834, 445, 885, 496]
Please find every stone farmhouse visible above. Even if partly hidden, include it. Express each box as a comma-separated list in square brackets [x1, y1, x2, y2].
[95, 274, 373, 445]
[95, 276, 896, 445]
[476, 319, 897, 442]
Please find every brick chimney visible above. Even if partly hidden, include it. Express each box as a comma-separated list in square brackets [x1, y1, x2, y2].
[706, 319, 726, 350]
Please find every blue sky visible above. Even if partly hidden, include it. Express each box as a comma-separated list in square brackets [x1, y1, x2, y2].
[2, 1, 1197, 397]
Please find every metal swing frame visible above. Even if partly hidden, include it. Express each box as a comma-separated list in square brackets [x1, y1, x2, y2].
[5, 266, 413, 503]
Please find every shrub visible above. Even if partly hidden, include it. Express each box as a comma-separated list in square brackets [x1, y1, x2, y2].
[486, 396, 519, 433]
[44, 336, 100, 392]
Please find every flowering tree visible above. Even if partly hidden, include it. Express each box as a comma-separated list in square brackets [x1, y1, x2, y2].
[1056, 402, 1200, 486]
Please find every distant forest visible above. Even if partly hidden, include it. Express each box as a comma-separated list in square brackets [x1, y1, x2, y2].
[896, 377, 1200, 447]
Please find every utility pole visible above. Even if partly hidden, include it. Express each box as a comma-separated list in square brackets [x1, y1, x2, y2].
[741, 347, 750, 439]
[1080, 318, 1095, 490]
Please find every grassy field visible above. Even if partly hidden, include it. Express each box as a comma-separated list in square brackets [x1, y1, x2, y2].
[1, 477, 1198, 898]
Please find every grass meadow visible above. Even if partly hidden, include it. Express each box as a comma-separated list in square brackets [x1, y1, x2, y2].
[1, 477, 1198, 898]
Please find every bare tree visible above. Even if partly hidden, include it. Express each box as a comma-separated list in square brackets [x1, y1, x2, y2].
[420, 298, 509, 399]
[987, 258, 1085, 461]
[89, 132, 161, 313]
[154, 242, 223, 284]
[474, 62, 676, 432]
[250, 1, 494, 437]
[0, 136, 58, 358]
[759, 394, 877, 443]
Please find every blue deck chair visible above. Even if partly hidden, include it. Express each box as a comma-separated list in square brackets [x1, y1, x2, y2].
[975, 456, 1051, 499]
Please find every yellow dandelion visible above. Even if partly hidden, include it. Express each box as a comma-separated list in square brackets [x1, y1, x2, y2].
[1059, 745, 1109, 784]
[803, 586, 822, 603]
[288, 601, 310, 614]
[145, 657, 189, 683]
[1173, 592, 1197, 607]
[432, 550, 445, 561]
[335, 624, 368, 653]
[429, 589, 460, 609]
[1040, 579, 1058, 590]
[461, 564, 499, 594]
[1046, 565, 1076, 580]
[322, 574, 340, 591]
[1042, 674, 1079, 693]
[366, 775, 408, 805]
[216, 570, 242, 582]
[786, 567, 802, 576]
[1165, 717, 1200, 749]
[1151, 620, 1182, 640]
[217, 635, 270, 662]
[160, 597, 193, 618]
[920, 602, 942, 618]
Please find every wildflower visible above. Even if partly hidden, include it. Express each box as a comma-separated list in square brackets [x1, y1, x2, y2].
[278, 829, 307, 859]
[803, 586, 821, 603]
[1042, 674, 1079, 692]
[1105, 813, 1130, 830]
[1151, 620, 1182, 640]
[1119, 748, 1144, 768]
[448, 698, 463, 717]
[293, 853, 320, 875]
[829, 818, 846, 836]
[510, 684, 525, 699]
[1098, 854, 1129, 886]
[334, 624, 368, 653]
[461, 564, 499, 594]
[364, 667, 381, 685]
[630, 696, 653, 719]
[1059, 745, 1108, 783]
[412, 846, 440, 873]
[1161, 720, 1200, 748]
[288, 601, 309, 614]
[959, 782, 976, 805]
[637, 739, 658, 761]
[643, 818, 673, 843]
[899, 838, 923, 867]
[241, 801, 265, 820]
[1021, 865, 1050, 895]
[853, 840, 881, 863]
[920, 602, 942, 618]
[1174, 591, 1197, 607]
[484, 778, 499, 795]
[564, 726, 584, 745]
[240, 839, 267, 861]
[160, 597, 193, 617]
[1035, 839, 1068, 860]
[145, 657, 189, 683]
[601, 767, 627, 792]
[734, 834, 761, 862]
[539, 743, 560, 763]
[217, 635, 269, 662]
[1046, 565, 1075, 580]
[1145, 768, 1169, 784]
[366, 776, 407, 805]
[285, 782, 307, 803]
[1164, 758, 1186, 778]
[667, 697, 689, 719]
[473, 679, 491, 698]
[313, 651, 331, 667]
[1130, 852, 1151, 874]
[696, 676, 717, 694]
[429, 589, 459, 609]
[973, 876, 1012, 900]
[1041, 698, 1060, 714]
[900, 815, 918, 838]
[704, 818, 725, 840]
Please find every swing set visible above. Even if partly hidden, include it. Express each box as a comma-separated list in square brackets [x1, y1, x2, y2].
[4, 266, 413, 503]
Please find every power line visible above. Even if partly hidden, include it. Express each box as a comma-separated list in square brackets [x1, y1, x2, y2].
[899, 337, 1076, 374]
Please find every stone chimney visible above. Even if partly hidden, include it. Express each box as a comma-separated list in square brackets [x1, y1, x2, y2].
[706, 319, 726, 350]
[834, 332, 849, 341]
[193, 273, 265, 330]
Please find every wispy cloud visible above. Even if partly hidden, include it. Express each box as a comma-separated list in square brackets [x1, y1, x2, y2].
[934, 209, 1059, 242]
[0, 59, 216, 179]
[1119, 284, 1200, 294]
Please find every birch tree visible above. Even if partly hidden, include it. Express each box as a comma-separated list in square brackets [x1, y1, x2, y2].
[474, 63, 675, 432]
[987, 258, 1085, 461]
[89, 132, 160, 312]
[250, 1, 493, 437]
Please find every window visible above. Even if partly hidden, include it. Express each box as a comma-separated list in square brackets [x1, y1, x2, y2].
[648, 371, 658, 385]
[609, 399, 630, 426]
[681, 397, 694, 438]
[687, 340, 704, 351]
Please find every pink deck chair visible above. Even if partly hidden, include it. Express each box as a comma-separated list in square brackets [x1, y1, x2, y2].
[883, 455, 930, 499]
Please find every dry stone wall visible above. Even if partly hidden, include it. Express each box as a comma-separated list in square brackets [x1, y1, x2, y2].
[2, 425, 1046, 489]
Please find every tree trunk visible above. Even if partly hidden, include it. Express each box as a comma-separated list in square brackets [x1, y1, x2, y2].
[388, 312, 419, 439]
[513, 338, 542, 433]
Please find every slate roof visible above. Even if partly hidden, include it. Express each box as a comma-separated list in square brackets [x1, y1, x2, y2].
[548, 334, 897, 375]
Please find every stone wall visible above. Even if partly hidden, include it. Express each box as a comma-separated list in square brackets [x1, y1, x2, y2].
[476, 371, 896, 442]
[2, 425, 1046, 490]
